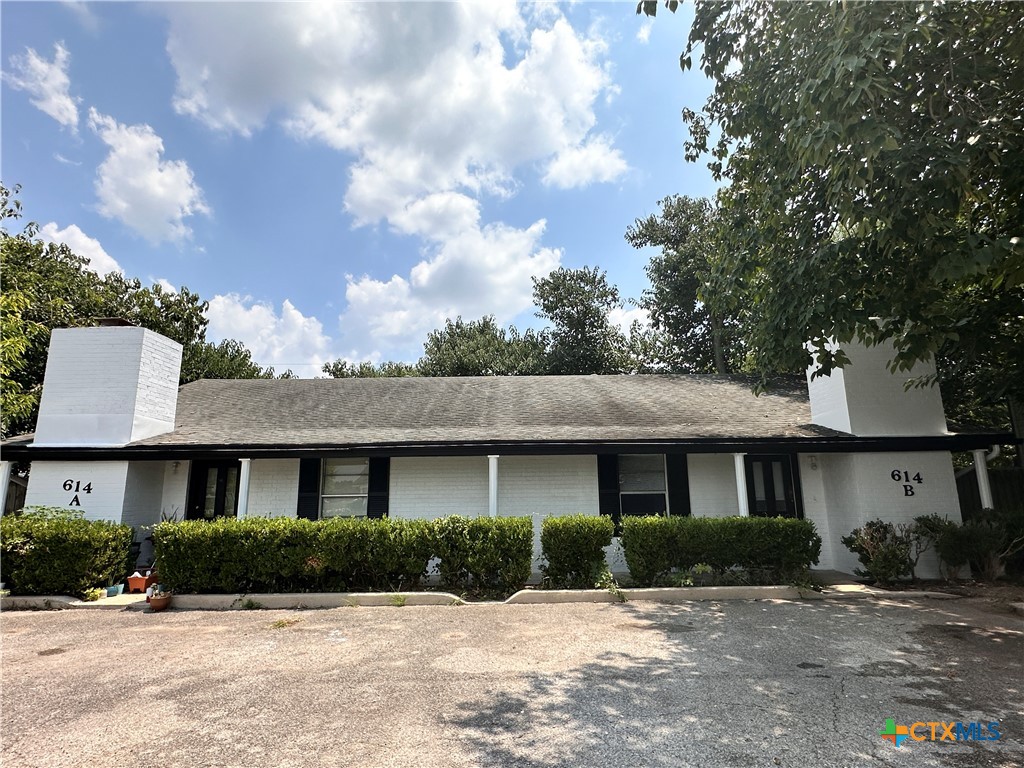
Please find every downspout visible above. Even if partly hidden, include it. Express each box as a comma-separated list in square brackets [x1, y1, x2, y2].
[971, 445, 1000, 510]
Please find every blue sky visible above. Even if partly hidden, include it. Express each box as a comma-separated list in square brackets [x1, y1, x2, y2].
[2, 1, 717, 375]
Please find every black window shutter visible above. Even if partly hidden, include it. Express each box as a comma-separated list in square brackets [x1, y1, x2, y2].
[597, 454, 620, 522]
[367, 457, 390, 519]
[665, 452, 690, 517]
[296, 459, 321, 520]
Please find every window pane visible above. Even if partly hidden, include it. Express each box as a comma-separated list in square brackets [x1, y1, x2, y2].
[322, 459, 369, 496]
[322, 496, 368, 518]
[772, 461, 786, 501]
[204, 471, 217, 519]
[223, 467, 238, 517]
[752, 462, 766, 501]
[619, 454, 665, 492]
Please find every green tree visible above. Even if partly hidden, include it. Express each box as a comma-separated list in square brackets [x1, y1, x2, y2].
[626, 195, 744, 374]
[321, 359, 420, 378]
[532, 267, 629, 375]
[419, 316, 548, 377]
[183, 339, 277, 381]
[643, 2, 1023, 436]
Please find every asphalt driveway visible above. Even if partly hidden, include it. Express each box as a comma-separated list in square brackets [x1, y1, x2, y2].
[2, 597, 1021, 768]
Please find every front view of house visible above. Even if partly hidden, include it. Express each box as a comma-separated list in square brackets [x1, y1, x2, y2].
[0, 324, 1011, 577]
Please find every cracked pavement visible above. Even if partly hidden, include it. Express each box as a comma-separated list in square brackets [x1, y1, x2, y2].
[2, 598, 1021, 767]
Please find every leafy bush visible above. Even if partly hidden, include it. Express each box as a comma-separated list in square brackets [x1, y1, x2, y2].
[841, 520, 913, 586]
[0, 507, 134, 597]
[154, 514, 531, 596]
[430, 516, 533, 597]
[919, 508, 1024, 580]
[540, 515, 614, 589]
[622, 515, 821, 587]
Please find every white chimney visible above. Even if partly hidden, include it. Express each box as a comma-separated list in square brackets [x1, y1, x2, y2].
[33, 325, 183, 446]
[806, 339, 948, 437]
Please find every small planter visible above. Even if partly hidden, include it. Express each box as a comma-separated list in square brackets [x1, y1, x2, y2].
[127, 571, 157, 593]
[149, 594, 172, 612]
[106, 584, 125, 597]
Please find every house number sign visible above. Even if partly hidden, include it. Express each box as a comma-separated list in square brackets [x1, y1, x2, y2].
[62, 479, 93, 507]
[890, 469, 923, 497]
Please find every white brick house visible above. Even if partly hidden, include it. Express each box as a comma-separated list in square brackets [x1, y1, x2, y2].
[0, 324, 1012, 577]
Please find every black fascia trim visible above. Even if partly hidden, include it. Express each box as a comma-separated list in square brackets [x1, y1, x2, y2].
[4, 431, 1016, 461]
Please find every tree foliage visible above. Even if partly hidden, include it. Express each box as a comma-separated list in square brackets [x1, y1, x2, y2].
[671, 1, 1023, 402]
[321, 359, 420, 378]
[532, 267, 630, 375]
[626, 195, 745, 373]
[419, 316, 547, 377]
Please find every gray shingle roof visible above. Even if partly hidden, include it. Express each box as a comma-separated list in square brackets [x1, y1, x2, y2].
[130, 375, 842, 448]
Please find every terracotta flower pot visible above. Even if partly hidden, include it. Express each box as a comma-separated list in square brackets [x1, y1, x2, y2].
[149, 595, 172, 612]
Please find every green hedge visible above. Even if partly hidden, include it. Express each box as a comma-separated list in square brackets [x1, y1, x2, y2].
[621, 516, 821, 586]
[541, 515, 615, 588]
[153, 515, 532, 597]
[0, 507, 135, 597]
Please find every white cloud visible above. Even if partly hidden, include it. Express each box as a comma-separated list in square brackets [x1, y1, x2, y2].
[87, 108, 210, 243]
[3, 43, 80, 131]
[636, 20, 653, 44]
[53, 152, 81, 166]
[61, 1, 99, 33]
[542, 134, 629, 189]
[38, 222, 122, 276]
[152, 278, 176, 293]
[609, 306, 651, 334]
[162, 4, 626, 215]
[206, 294, 335, 374]
[160, 3, 624, 359]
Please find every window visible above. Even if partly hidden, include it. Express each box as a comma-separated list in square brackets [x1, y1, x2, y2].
[320, 458, 369, 518]
[185, 461, 240, 520]
[618, 454, 668, 516]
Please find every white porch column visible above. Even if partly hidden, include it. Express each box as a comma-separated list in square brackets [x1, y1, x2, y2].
[972, 449, 994, 509]
[237, 458, 252, 518]
[487, 455, 499, 518]
[0, 460, 11, 515]
[733, 453, 749, 516]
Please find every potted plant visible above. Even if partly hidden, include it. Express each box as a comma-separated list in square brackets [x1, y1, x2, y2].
[148, 585, 172, 612]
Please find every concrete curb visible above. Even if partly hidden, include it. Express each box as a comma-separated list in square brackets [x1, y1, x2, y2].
[166, 592, 466, 610]
[2, 585, 968, 612]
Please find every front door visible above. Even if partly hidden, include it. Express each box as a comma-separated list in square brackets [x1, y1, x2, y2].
[745, 454, 801, 518]
[185, 461, 240, 520]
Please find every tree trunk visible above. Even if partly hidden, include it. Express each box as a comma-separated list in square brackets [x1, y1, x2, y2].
[710, 314, 727, 374]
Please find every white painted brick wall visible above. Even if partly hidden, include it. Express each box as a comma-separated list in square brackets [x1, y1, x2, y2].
[497, 456, 599, 518]
[34, 327, 182, 446]
[797, 454, 833, 570]
[24, 461, 130, 522]
[807, 340, 946, 436]
[687, 454, 740, 517]
[246, 459, 300, 518]
[160, 460, 190, 517]
[820, 451, 961, 577]
[122, 463, 164, 529]
[390, 457, 489, 519]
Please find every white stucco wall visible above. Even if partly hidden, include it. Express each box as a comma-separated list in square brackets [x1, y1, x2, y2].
[389, 456, 489, 519]
[819, 451, 961, 577]
[246, 459, 300, 518]
[34, 327, 182, 446]
[796, 454, 833, 570]
[687, 454, 740, 517]
[23, 461, 130, 522]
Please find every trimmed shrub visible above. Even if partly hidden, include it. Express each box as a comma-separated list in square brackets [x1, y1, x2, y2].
[541, 515, 615, 589]
[430, 515, 533, 596]
[0, 507, 134, 597]
[841, 520, 912, 586]
[154, 517, 434, 593]
[621, 515, 821, 587]
[153, 515, 531, 596]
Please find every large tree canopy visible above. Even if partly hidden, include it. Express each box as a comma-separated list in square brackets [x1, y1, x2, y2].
[645, 1, 1022, 409]
[419, 316, 547, 377]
